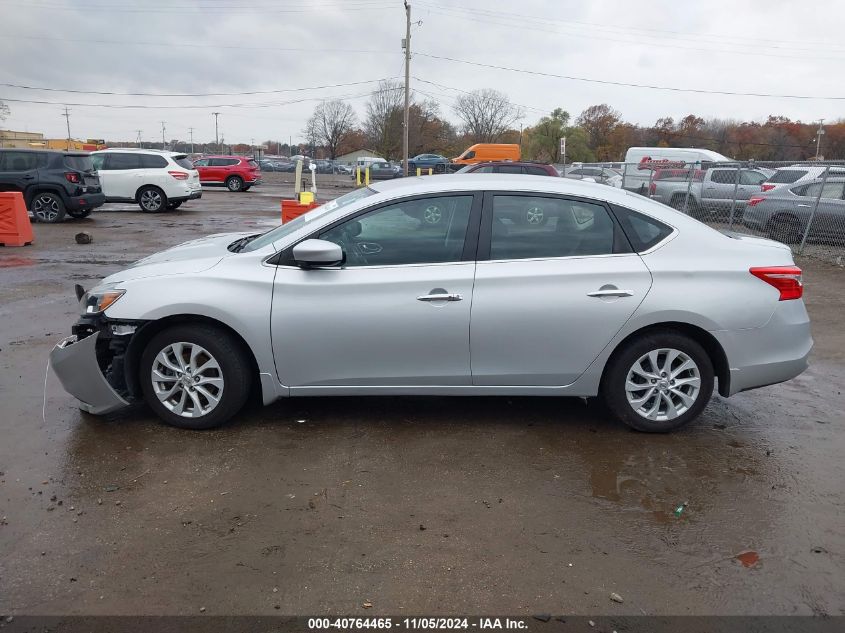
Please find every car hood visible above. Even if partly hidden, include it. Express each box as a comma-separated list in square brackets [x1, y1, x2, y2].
[100, 232, 252, 284]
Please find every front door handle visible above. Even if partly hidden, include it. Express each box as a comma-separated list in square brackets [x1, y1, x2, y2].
[587, 289, 633, 298]
[797, 204, 812, 208]
[417, 293, 463, 302]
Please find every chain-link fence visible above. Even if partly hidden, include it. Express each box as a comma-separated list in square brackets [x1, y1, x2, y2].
[562, 160, 845, 266]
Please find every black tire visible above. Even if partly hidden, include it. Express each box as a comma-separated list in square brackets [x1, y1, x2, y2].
[767, 213, 801, 245]
[30, 192, 67, 223]
[67, 208, 92, 219]
[601, 331, 714, 433]
[166, 201, 182, 211]
[137, 186, 167, 213]
[435, 163, 446, 174]
[242, 186, 251, 192]
[139, 325, 252, 430]
[226, 176, 244, 192]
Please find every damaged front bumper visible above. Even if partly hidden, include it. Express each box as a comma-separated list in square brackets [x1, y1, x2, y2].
[50, 332, 131, 415]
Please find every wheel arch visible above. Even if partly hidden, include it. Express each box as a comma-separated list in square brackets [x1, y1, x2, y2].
[600, 321, 730, 397]
[26, 185, 68, 207]
[124, 314, 262, 403]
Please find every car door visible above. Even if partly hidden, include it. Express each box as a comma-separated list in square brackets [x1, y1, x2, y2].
[470, 193, 652, 386]
[702, 168, 739, 214]
[101, 153, 142, 199]
[271, 192, 481, 390]
[0, 151, 40, 196]
[798, 180, 845, 239]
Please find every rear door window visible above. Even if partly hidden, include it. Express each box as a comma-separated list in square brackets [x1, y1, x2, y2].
[139, 154, 168, 168]
[740, 170, 768, 185]
[106, 153, 142, 170]
[710, 169, 738, 185]
[799, 181, 845, 199]
[496, 165, 522, 174]
[2, 151, 42, 171]
[524, 166, 550, 176]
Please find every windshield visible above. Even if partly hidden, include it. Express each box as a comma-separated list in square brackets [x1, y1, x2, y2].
[241, 187, 377, 252]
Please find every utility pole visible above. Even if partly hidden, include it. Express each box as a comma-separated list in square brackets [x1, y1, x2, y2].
[402, 0, 411, 176]
[212, 112, 220, 148]
[160, 121, 166, 150]
[62, 106, 72, 151]
[135, 129, 143, 148]
[815, 119, 825, 160]
[188, 127, 194, 154]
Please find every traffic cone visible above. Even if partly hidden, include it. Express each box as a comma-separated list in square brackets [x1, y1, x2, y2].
[0, 192, 34, 247]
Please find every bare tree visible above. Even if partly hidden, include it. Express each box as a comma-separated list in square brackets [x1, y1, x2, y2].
[0, 100, 9, 123]
[364, 79, 404, 159]
[303, 99, 357, 159]
[452, 89, 523, 143]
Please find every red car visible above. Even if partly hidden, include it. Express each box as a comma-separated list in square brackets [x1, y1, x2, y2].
[192, 155, 261, 192]
[455, 161, 559, 176]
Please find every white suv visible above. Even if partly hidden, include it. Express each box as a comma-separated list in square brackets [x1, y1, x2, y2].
[90, 149, 202, 212]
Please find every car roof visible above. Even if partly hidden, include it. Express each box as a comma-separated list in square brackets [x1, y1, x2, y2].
[93, 148, 186, 156]
[201, 155, 250, 159]
[471, 161, 553, 167]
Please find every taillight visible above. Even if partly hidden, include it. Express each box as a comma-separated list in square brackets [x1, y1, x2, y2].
[761, 183, 776, 192]
[750, 266, 803, 301]
[64, 172, 80, 183]
[168, 170, 188, 180]
[747, 196, 765, 207]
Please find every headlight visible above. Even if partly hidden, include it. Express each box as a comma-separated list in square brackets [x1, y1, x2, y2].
[81, 289, 126, 314]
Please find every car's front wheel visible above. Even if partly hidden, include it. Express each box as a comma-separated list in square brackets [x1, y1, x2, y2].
[139, 325, 252, 430]
[31, 192, 67, 223]
[602, 332, 714, 432]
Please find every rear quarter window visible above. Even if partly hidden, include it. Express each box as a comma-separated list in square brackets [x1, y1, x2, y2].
[63, 155, 94, 171]
[769, 169, 807, 184]
[173, 156, 195, 169]
[610, 204, 674, 252]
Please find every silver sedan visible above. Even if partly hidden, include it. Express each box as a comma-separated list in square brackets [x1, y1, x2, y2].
[50, 175, 812, 432]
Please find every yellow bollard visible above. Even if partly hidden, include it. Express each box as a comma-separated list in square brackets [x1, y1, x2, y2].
[428, 168, 433, 176]
[416, 167, 421, 177]
[356, 167, 362, 187]
[365, 167, 370, 186]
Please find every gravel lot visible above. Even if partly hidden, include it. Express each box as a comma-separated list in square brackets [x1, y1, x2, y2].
[1, 181, 843, 616]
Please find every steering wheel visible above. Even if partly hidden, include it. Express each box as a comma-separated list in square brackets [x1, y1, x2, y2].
[324, 221, 368, 266]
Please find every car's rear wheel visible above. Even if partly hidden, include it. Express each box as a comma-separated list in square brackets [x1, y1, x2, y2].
[139, 325, 252, 430]
[31, 192, 66, 223]
[768, 213, 802, 244]
[435, 163, 446, 174]
[138, 186, 167, 213]
[670, 194, 699, 216]
[67, 208, 92, 219]
[602, 332, 714, 432]
[226, 176, 244, 192]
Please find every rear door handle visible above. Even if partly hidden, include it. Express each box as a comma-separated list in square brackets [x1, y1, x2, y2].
[417, 293, 463, 302]
[587, 289, 633, 298]
[797, 204, 812, 208]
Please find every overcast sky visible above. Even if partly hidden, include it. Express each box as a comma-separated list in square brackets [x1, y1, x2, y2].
[1, 0, 843, 146]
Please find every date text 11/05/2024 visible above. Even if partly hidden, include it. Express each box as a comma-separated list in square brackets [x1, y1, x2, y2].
[307, 618, 529, 630]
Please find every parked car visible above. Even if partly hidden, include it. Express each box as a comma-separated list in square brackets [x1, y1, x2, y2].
[0, 149, 105, 223]
[50, 175, 810, 433]
[650, 165, 774, 218]
[455, 161, 559, 177]
[452, 144, 521, 165]
[743, 176, 845, 244]
[351, 161, 402, 180]
[191, 155, 261, 192]
[90, 149, 201, 213]
[622, 147, 734, 193]
[408, 153, 449, 174]
[258, 159, 281, 172]
[760, 164, 845, 193]
[563, 166, 622, 187]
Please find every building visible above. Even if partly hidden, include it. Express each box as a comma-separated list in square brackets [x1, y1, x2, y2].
[335, 148, 383, 165]
[0, 130, 45, 148]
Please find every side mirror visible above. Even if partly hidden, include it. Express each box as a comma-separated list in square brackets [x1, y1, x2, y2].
[292, 239, 344, 268]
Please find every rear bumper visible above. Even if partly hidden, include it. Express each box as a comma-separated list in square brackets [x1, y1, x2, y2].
[171, 190, 202, 203]
[66, 192, 106, 211]
[49, 332, 130, 415]
[711, 299, 813, 396]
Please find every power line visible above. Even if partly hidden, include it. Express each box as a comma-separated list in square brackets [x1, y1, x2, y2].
[0, 77, 393, 97]
[3, 0, 399, 13]
[414, 52, 845, 101]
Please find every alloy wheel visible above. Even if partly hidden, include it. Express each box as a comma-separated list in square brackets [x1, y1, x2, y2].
[625, 348, 701, 422]
[151, 342, 224, 418]
[33, 195, 61, 222]
[140, 189, 163, 211]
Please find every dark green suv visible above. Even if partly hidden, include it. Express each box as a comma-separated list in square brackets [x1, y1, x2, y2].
[0, 149, 105, 222]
